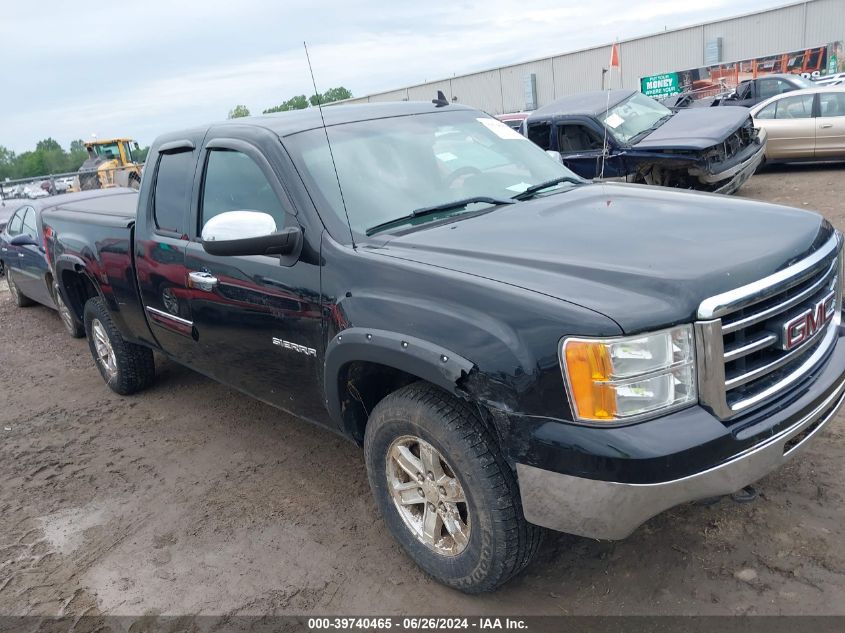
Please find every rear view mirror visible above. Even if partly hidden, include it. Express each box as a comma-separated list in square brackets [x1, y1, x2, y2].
[545, 150, 564, 163]
[10, 234, 39, 247]
[201, 210, 301, 257]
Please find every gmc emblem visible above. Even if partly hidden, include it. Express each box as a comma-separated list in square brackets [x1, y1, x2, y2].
[780, 290, 836, 351]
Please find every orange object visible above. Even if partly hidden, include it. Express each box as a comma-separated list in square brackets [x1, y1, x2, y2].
[609, 43, 620, 69]
[564, 341, 617, 420]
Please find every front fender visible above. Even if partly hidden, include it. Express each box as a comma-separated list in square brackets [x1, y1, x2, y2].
[323, 327, 474, 424]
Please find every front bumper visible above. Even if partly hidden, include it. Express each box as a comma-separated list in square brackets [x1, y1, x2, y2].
[701, 129, 767, 195]
[516, 320, 845, 540]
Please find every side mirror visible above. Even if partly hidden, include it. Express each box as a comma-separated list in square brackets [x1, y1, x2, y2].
[10, 234, 39, 247]
[201, 210, 301, 257]
[545, 150, 564, 163]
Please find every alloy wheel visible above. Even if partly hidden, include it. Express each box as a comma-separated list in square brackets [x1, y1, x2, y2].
[91, 319, 118, 379]
[385, 435, 470, 557]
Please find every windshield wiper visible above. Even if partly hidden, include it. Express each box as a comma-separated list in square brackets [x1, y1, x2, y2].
[510, 176, 584, 201]
[365, 196, 515, 236]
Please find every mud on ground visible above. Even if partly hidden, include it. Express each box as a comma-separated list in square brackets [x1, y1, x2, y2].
[1, 164, 845, 619]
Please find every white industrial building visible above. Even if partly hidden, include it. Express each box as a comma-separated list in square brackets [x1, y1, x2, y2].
[342, 0, 845, 113]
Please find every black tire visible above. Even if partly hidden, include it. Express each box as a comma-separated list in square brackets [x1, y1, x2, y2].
[364, 382, 543, 593]
[6, 272, 35, 307]
[54, 283, 85, 338]
[83, 297, 155, 395]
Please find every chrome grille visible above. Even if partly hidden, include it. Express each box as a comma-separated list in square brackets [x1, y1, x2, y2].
[696, 234, 843, 420]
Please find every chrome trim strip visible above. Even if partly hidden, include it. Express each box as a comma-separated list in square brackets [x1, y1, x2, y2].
[145, 306, 193, 328]
[518, 375, 845, 540]
[720, 258, 838, 334]
[698, 235, 841, 320]
[723, 333, 777, 362]
[729, 319, 839, 413]
[725, 320, 833, 390]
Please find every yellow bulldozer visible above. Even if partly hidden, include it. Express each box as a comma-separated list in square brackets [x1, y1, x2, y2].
[74, 138, 143, 191]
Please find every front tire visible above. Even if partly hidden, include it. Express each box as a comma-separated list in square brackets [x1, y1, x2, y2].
[364, 382, 543, 593]
[83, 297, 155, 395]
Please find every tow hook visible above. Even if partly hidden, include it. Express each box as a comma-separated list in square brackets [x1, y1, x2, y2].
[731, 485, 758, 504]
[695, 485, 759, 507]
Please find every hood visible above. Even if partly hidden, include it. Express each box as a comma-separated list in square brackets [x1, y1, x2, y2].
[632, 106, 751, 150]
[371, 183, 829, 333]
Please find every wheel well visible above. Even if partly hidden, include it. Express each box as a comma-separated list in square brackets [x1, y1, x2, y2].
[60, 269, 98, 321]
[338, 361, 423, 444]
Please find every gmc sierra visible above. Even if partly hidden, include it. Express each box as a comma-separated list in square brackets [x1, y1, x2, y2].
[44, 101, 845, 593]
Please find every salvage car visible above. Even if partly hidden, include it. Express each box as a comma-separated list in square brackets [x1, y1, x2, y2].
[44, 101, 844, 592]
[523, 89, 766, 193]
[751, 86, 845, 163]
[723, 73, 815, 108]
[0, 189, 136, 336]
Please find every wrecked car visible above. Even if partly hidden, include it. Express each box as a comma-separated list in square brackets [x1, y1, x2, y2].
[523, 89, 767, 194]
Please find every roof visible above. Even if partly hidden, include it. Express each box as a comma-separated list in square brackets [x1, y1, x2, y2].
[528, 90, 636, 120]
[214, 101, 476, 138]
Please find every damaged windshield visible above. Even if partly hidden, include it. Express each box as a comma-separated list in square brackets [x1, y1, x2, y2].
[286, 109, 580, 236]
[599, 93, 673, 143]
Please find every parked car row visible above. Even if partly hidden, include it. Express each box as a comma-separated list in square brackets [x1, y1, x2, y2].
[495, 84, 845, 192]
[0, 189, 137, 334]
[5, 99, 844, 593]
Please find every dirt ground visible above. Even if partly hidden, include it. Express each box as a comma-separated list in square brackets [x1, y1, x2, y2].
[1, 165, 845, 620]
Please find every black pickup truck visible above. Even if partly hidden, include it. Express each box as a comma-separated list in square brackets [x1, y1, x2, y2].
[44, 101, 845, 593]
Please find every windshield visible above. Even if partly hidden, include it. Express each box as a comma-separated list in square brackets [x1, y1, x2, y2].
[286, 110, 578, 236]
[599, 93, 672, 143]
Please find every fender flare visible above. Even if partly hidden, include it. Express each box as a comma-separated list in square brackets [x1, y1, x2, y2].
[323, 327, 475, 424]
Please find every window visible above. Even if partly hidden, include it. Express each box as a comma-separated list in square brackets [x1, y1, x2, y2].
[756, 102, 776, 119]
[819, 92, 845, 117]
[774, 94, 814, 119]
[21, 208, 37, 238]
[200, 150, 285, 231]
[153, 151, 194, 234]
[557, 125, 604, 152]
[8, 210, 23, 235]
[599, 92, 672, 143]
[526, 122, 552, 149]
[758, 78, 792, 100]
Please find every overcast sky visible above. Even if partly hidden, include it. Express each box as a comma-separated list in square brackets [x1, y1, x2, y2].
[1, 0, 784, 153]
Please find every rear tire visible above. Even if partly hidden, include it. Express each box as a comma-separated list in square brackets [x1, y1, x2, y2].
[83, 297, 155, 395]
[7, 272, 34, 307]
[364, 382, 543, 593]
[54, 283, 85, 338]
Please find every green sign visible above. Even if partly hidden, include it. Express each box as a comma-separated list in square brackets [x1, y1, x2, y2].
[640, 72, 681, 99]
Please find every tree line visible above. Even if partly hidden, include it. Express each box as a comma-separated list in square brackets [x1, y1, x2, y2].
[0, 139, 150, 181]
[228, 86, 353, 118]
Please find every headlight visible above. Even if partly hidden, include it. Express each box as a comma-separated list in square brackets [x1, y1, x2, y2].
[560, 325, 697, 424]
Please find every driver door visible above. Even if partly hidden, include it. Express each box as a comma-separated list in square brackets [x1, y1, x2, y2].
[183, 135, 325, 421]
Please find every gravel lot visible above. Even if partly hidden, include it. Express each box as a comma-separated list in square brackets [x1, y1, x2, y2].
[1, 166, 845, 620]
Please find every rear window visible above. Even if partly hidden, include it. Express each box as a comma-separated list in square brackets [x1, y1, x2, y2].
[153, 151, 194, 234]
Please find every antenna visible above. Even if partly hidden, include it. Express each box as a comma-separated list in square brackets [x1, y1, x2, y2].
[304, 41, 355, 247]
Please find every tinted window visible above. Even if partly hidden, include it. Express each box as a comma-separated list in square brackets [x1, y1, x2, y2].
[775, 94, 814, 119]
[200, 150, 285, 230]
[153, 151, 194, 233]
[21, 208, 37, 238]
[8, 210, 23, 235]
[526, 122, 552, 149]
[558, 125, 604, 152]
[819, 92, 845, 117]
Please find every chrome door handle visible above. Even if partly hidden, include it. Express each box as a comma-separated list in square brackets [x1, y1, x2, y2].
[187, 271, 218, 292]
[820, 124, 834, 128]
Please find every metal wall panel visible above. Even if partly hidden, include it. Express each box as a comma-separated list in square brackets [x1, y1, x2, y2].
[551, 46, 613, 97]
[499, 59, 555, 113]
[805, 0, 845, 48]
[367, 88, 409, 103]
[704, 4, 806, 62]
[408, 80, 453, 103]
[619, 27, 705, 88]
[451, 70, 504, 113]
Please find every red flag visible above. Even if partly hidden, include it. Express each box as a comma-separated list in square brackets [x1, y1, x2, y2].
[609, 43, 620, 68]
